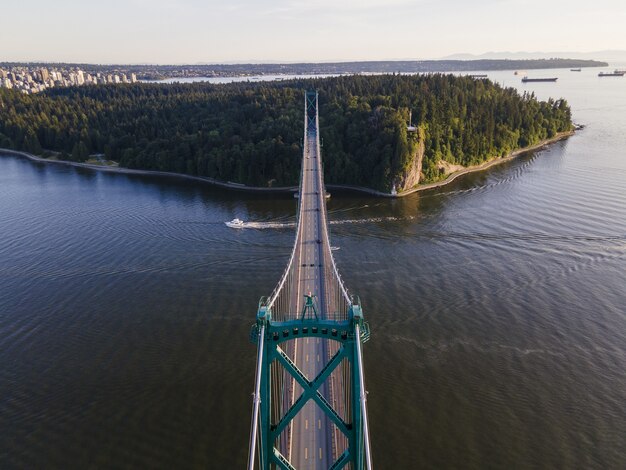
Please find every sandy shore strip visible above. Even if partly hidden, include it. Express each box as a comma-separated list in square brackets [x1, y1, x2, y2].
[327, 130, 575, 197]
[0, 130, 574, 198]
[393, 130, 575, 197]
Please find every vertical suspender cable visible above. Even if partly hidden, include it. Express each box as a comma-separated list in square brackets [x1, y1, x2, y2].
[248, 325, 265, 470]
[355, 324, 372, 470]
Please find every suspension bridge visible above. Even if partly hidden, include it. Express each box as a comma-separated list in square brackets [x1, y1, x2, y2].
[247, 91, 373, 469]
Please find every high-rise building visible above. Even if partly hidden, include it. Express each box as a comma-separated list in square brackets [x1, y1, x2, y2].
[130, 73, 137, 83]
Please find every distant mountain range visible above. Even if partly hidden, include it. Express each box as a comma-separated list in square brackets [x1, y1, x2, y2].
[442, 50, 626, 62]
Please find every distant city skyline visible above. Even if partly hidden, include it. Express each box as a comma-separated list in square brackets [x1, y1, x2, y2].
[2, 0, 625, 64]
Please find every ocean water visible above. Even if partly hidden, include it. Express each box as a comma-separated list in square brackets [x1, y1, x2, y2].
[1, 68, 625, 468]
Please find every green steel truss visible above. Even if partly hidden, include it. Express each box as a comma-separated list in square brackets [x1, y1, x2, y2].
[306, 90, 317, 130]
[250, 296, 370, 469]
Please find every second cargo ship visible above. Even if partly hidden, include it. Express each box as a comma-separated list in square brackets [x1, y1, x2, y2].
[521, 77, 558, 82]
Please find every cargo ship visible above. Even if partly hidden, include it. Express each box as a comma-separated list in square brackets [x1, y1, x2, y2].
[598, 71, 625, 77]
[521, 77, 558, 82]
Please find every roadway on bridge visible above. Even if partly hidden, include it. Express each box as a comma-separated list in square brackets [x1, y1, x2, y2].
[288, 125, 334, 468]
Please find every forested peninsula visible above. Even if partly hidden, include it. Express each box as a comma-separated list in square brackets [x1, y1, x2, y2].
[0, 75, 572, 193]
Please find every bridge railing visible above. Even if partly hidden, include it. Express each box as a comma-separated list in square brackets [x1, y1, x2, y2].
[263, 93, 309, 318]
[313, 92, 352, 321]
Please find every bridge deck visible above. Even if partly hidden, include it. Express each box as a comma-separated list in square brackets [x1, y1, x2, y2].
[249, 91, 368, 470]
[287, 124, 337, 467]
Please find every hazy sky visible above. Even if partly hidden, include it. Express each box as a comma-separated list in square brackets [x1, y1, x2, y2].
[1, 0, 624, 63]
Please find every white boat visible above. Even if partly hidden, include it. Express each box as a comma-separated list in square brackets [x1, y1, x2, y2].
[226, 218, 245, 228]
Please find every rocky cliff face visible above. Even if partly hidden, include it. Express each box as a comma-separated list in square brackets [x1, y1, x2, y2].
[395, 127, 425, 192]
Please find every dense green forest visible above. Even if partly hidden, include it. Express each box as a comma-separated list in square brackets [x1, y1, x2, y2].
[0, 75, 572, 191]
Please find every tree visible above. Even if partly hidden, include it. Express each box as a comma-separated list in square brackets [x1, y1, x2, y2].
[0, 76, 572, 191]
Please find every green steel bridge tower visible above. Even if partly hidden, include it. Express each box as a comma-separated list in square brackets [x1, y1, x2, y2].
[247, 91, 372, 469]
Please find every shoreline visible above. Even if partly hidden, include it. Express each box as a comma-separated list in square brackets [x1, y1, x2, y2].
[391, 129, 575, 197]
[0, 150, 299, 194]
[0, 130, 574, 198]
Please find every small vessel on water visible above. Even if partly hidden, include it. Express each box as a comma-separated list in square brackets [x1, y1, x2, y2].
[598, 71, 625, 77]
[469, 74, 488, 78]
[226, 218, 245, 228]
[521, 77, 558, 82]
[570, 68, 581, 72]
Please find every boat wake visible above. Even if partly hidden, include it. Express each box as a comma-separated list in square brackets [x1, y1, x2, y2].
[225, 216, 413, 229]
[226, 220, 295, 229]
[330, 216, 414, 225]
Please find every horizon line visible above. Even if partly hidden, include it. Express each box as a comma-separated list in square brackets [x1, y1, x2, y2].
[0, 55, 619, 67]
